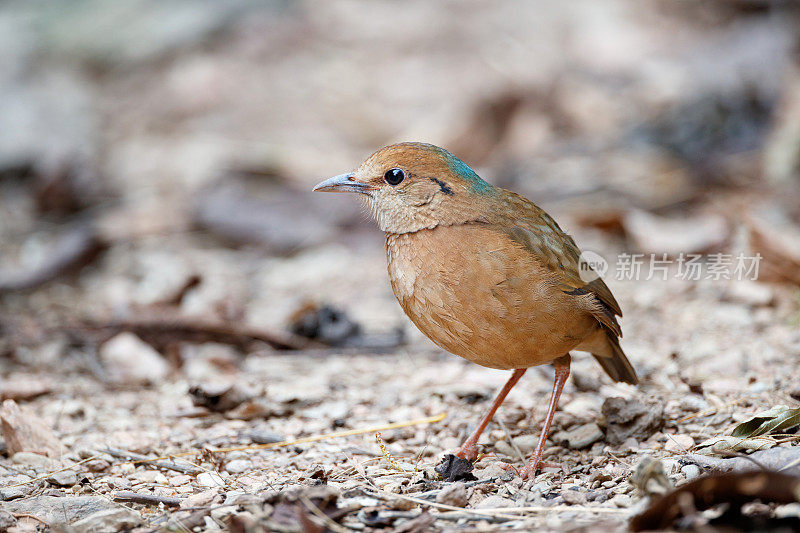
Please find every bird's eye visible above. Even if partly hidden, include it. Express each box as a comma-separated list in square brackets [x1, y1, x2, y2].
[384, 168, 405, 186]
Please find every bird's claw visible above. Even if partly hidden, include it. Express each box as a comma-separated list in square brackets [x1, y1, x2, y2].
[454, 441, 480, 462]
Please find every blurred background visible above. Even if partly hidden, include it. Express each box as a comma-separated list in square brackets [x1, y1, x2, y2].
[2, 1, 800, 529]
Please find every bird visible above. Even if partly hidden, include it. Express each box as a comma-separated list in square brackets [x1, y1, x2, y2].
[313, 142, 637, 478]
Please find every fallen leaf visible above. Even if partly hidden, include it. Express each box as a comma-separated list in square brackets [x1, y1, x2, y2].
[696, 435, 777, 453]
[435, 454, 477, 482]
[630, 471, 800, 531]
[732, 405, 800, 438]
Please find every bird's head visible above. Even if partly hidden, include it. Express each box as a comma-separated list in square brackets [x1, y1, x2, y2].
[313, 142, 496, 234]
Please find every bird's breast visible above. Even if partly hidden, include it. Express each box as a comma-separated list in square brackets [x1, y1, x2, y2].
[385, 224, 597, 370]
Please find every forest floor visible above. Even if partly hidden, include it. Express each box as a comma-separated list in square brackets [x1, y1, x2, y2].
[2, 1, 800, 531]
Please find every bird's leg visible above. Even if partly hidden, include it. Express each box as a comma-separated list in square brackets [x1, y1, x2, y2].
[519, 354, 571, 480]
[455, 368, 526, 462]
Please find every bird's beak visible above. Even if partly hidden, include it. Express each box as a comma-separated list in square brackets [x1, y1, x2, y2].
[312, 173, 374, 194]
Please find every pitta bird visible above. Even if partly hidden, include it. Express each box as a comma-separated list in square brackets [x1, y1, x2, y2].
[313, 142, 637, 478]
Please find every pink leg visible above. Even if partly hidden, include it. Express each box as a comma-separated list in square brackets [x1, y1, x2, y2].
[455, 369, 527, 461]
[519, 354, 571, 479]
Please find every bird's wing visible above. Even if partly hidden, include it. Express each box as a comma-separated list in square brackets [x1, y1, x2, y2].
[491, 191, 622, 336]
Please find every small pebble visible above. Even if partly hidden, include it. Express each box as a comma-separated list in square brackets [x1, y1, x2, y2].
[248, 430, 285, 444]
[47, 470, 78, 487]
[475, 494, 515, 509]
[611, 494, 633, 508]
[559, 423, 604, 449]
[197, 472, 225, 488]
[106, 477, 131, 490]
[679, 395, 708, 412]
[435, 483, 468, 507]
[681, 464, 700, 480]
[224, 459, 251, 474]
[170, 475, 192, 486]
[181, 489, 221, 509]
[494, 440, 515, 457]
[664, 434, 694, 453]
[11, 452, 52, 469]
[511, 435, 539, 454]
[561, 489, 586, 505]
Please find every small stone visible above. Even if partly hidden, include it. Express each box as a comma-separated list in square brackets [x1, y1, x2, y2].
[2, 495, 116, 524]
[224, 459, 251, 474]
[106, 477, 131, 490]
[511, 435, 539, 454]
[210, 504, 238, 523]
[435, 483, 468, 507]
[558, 423, 604, 449]
[71, 508, 142, 533]
[131, 471, 161, 483]
[47, 470, 78, 487]
[196, 472, 225, 488]
[11, 451, 53, 469]
[1, 400, 61, 457]
[99, 332, 169, 384]
[681, 464, 701, 480]
[563, 396, 602, 416]
[664, 434, 694, 453]
[679, 394, 708, 412]
[493, 440, 515, 457]
[602, 397, 664, 445]
[0, 510, 16, 529]
[1, 482, 36, 501]
[247, 429, 285, 444]
[169, 475, 192, 486]
[180, 489, 222, 509]
[561, 489, 586, 505]
[154, 473, 169, 485]
[475, 494, 515, 509]
[85, 459, 111, 472]
[473, 462, 514, 482]
[611, 494, 633, 508]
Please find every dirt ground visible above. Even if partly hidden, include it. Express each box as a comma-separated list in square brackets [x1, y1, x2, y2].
[2, 1, 800, 532]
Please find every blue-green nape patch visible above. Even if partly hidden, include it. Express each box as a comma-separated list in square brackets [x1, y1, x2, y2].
[444, 151, 493, 193]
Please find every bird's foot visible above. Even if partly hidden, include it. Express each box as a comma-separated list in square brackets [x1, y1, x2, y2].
[454, 440, 480, 462]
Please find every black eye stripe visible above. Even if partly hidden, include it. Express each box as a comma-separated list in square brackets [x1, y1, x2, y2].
[384, 168, 405, 186]
[428, 177, 454, 196]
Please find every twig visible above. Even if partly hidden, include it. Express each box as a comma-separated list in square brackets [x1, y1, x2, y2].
[70, 312, 317, 351]
[13, 513, 50, 526]
[128, 412, 447, 464]
[6, 455, 100, 488]
[102, 447, 203, 474]
[362, 486, 630, 518]
[114, 491, 182, 507]
[412, 478, 498, 500]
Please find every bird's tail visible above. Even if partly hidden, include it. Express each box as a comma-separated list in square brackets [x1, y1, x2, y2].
[591, 333, 638, 385]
